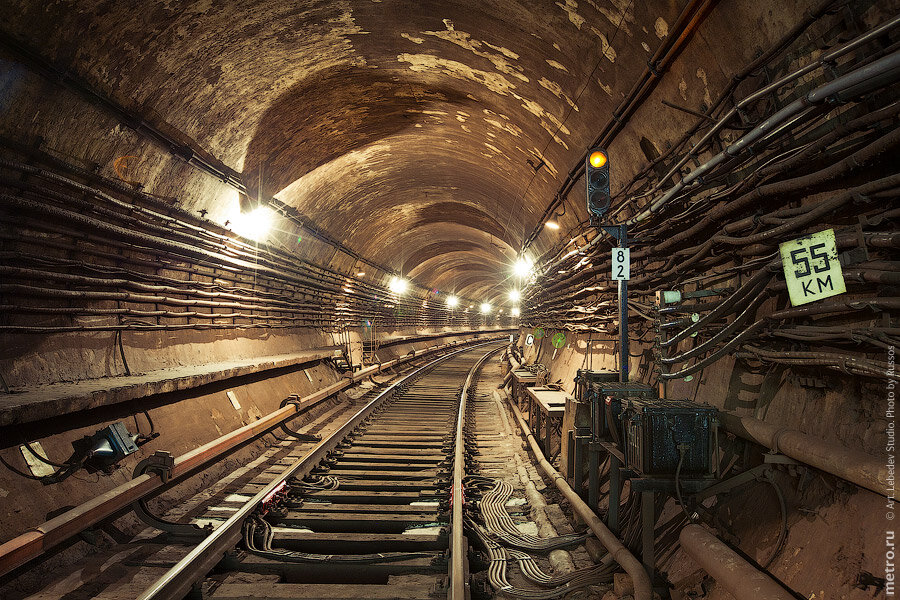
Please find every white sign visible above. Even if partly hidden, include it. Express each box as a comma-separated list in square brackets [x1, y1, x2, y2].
[525, 334, 535, 346]
[612, 248, 630, 281]
[778, 228, 846, 306]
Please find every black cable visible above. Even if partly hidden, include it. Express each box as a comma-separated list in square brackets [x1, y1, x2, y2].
[675, 446, 694, 523]
[116, 327, 131, 376]
[133, 410, 159, 445]
[0, 451, 87, 484]
[762, 472, 788, 568]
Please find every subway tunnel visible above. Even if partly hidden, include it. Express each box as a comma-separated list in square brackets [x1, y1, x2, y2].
[0, 0, 898, 598]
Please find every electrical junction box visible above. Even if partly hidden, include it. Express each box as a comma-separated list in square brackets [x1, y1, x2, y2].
[623, 399, 717, 478]
[574, 370, 618, 431]
[592, 381, 658, 442]
[89, 422, 139, 466]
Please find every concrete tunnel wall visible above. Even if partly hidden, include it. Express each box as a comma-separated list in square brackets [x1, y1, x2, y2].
[0, 0, 897, 598]
[516, 326, 889, 597]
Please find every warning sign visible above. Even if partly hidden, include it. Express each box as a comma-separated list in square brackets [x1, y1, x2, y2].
[778, 229, 846, 306]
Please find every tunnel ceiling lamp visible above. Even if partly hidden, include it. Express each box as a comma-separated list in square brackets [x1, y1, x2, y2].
[446, 295, 459, 308]
[509, 289, 521, 302]
[513, 257, 533, 278]
[357, 271, 366, 277]
[511, 307, 521, 317]
[544, 221, 560, 230]
[480, 302, 492, 314]
[388, 276, 408, 295]
[233, 205, 274, 242]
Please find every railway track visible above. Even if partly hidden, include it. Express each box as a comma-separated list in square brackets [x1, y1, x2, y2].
[16, 342, 505, 600]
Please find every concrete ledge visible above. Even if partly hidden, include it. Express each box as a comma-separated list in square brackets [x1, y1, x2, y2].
[372, 327, 516, 348]
[0, 348, 338, 426]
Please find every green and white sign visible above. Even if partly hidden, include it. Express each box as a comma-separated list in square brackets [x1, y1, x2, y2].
[778, 228, 846, 306]
[551, 332, 567, 349]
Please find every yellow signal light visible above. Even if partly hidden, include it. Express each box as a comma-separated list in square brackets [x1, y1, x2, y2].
[589, 150, 608, 169]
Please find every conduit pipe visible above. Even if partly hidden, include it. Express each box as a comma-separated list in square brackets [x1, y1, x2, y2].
[0, 335, 494, 578]
[639, 12, 900, 206]
[530, 16, 900, 269]
[718, 411, 890, 496]
[629, 47, 900, 223]
[505, 391, 652, 600]
[679, 524, 794, 600]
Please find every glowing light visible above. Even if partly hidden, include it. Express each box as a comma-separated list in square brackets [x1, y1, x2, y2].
[511, 307, 521, 317]
[513, 257, 532, 278]
[446, 295, 459, 308]
[233, 206, 273, 241]
[388, 276, 408, 295]
[544, 221, 560, 230]
[480, 303, 491, 314]
[509, 289, 521, 302]
[357, 271, 366, 277]
[589, 150, 608, 168]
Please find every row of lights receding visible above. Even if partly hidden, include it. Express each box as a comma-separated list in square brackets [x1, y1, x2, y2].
[232, 200, 531, 318]
[380, 258, 530, 318]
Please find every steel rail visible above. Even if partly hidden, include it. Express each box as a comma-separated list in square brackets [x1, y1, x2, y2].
[0, 334, 510, 578]
[450, 344, 506, 600]
[136, 341, 500, 600]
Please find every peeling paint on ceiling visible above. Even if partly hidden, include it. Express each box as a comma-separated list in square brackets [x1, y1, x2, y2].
[0, 0, 685, 301]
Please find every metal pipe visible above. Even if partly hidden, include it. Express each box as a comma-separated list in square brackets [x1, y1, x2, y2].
[718, 411, 890, 496]
[679, 524, 795, 600]
[505, 392, 652, 600]
[630, 47, 900, 223]
[636, 13, 900, 206]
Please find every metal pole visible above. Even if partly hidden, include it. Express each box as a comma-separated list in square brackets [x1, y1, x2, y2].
[588, 446, 600, 509]
[608, 456, 621, 533]
[641, 491, 655, 583]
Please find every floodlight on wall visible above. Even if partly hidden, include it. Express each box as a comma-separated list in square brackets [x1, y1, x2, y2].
[544, 221, 560, 229]
[446, 295, 459, 308]
[388, 276, 408, 294]
[233, 205, 273, 241]
[480, 303, 491, 314]
[509, 289, 521, 302]
[511, 307, 521, 317]
[513, 257, 532, 278]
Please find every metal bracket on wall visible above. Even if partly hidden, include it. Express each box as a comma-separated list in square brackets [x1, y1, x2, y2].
[132, 452, 211, 540]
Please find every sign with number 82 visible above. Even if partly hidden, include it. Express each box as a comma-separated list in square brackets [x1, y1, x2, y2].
[611, 248, 630, 281]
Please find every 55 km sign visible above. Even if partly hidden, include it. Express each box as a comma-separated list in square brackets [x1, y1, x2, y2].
[778, 228, 846, 306]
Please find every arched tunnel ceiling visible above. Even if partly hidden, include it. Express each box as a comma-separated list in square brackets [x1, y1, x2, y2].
[0, 0, 685, 304]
